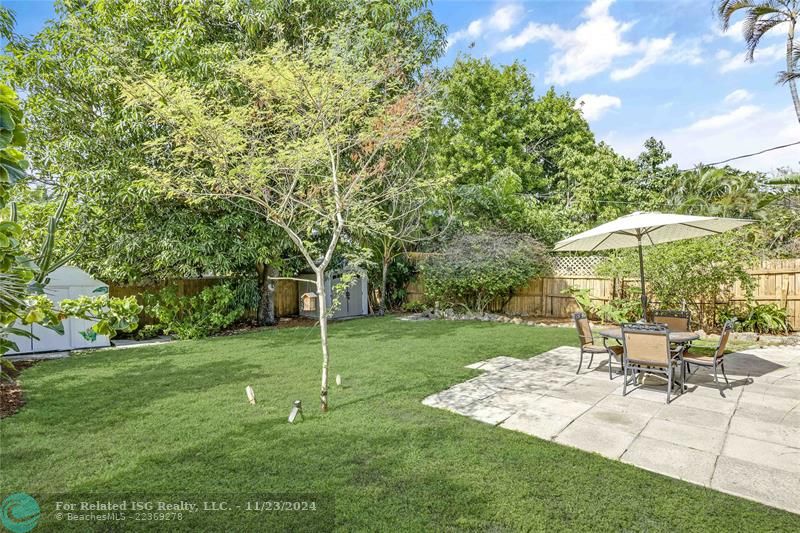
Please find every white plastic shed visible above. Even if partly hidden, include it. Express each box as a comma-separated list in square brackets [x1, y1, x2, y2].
[8, 266, 111, 354]
[298, 269, 369, 320]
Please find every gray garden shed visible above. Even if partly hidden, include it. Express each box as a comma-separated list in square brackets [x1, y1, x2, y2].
[297, 269, 369, 320]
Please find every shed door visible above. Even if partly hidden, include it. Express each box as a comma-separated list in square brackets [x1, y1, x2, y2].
[330, 275, 364, 318]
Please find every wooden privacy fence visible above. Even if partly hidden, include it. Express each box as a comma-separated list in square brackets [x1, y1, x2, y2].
[406, 258, 800, 329]
[109, 277, 299, 326]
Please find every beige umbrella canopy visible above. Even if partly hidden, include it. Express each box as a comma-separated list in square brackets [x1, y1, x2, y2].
[554, 212, 753, 320]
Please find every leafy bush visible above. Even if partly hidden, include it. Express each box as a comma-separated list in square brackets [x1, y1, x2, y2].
[403, 300, 427, 313]
[562, 286, 641, 324]
[420, 231, 550, 313]
[720, 303, 791, 335]
[59, 295, 143, 340]
[225, 278, 260, 312]
[144, 284, 245, 339]
[597, 234, 756, 328]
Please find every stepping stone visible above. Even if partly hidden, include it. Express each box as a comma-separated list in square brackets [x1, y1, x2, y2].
[721, 434, 800, 474]
[622, 436, 716, 486]
[654, 404, 730, 432]
[712, 456, 800, 514]
[640, 418, 726, 454]
[501, 411, 573, 440]
[555, 419, 636, 460]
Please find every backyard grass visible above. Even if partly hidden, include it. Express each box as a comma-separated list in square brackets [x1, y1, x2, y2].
[1, 317, 798, 532]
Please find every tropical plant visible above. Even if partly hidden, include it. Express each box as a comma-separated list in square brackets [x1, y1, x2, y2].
[421, 231, 551, 313]
[665, 166, 774, 219]
[720, 302, 791, 334]
[0, 82, 142, 379]
[597, 234, 757, 328]
[717, 0, 800, 124]
[143, 285, 244, 340]
[561, 286, 641, 324]
[22, 294, 142, 343]
[403, 300, 427, 313]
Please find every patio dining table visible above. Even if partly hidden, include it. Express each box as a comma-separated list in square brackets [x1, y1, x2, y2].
[599, 327, 699, 389]
[598, 328, 700, 345]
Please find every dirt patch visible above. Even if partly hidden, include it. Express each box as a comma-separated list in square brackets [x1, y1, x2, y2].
[218, 316, 317, 336]
[1, 360, 37, 419]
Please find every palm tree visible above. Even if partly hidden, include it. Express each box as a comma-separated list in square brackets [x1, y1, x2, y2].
[717, 1, 800, 124]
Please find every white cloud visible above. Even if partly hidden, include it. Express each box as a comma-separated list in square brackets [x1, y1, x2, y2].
[718, 44, 785, 73]
[723, 89, 753, 105]
[495, 0, 692, 84]
[611, 36, 674, 81]
[603, 105, 800, 172]
[574, 94, 622, 120]
[447, 4, 524, 50]
[488, 4, 523, 32]
[682, 105, 761, 132]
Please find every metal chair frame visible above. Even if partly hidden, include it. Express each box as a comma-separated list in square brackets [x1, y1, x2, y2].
[573, 311, 622, 378]
[684, 319, 735, 395]
[651, 309, 691, 331]
[621, 322, 685, 404]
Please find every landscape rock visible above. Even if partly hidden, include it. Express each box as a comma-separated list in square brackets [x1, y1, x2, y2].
[733, 332, 758, 342]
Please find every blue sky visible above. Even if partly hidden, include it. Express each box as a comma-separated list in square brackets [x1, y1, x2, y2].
[5, 0, 800, 172]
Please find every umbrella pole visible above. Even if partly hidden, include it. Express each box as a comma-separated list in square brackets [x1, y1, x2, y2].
[637, 235, 647, 321]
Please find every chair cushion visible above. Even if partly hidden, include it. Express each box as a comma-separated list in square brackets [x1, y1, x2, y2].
[683, 351, 717, 365]
[627, 359, 671, 368]
[583, 344, 622, 355]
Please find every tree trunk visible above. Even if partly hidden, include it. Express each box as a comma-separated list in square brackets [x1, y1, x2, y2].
[788, 20, 800, 125]
[316, 269, 330, 412]
[256, 263, 276, 326]
[379, 257, 389, 316]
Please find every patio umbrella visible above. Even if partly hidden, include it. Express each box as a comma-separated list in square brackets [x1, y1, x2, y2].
[553, 211, 753, 321]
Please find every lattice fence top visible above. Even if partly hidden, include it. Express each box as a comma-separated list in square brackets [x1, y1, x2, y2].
[551, 256, 604, 277]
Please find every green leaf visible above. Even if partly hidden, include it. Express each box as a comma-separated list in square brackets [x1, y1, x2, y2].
[80, 328, 98, 341]
[44, 321, 65, 335]
[0, 106, 15, 134]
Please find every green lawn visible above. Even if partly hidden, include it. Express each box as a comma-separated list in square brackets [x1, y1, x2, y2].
[2, 318, 798, 532]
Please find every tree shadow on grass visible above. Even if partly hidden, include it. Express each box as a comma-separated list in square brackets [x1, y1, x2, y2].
[39, 409, 497, 532]
[9, 358, 262, 434]
[29, 396, 800, 532]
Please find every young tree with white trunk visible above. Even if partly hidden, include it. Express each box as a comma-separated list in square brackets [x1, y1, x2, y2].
[124, 40, 430, 411]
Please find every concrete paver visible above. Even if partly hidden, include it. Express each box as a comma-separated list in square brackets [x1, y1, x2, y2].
[422, 344, 800, 514]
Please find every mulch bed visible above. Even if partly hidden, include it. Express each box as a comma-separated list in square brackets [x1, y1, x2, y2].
[218, 316, 318, 336]
[1, 360, 37, 419]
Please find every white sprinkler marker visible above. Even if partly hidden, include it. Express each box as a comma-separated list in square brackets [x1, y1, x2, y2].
[246, 385, 256, 405]
[336, 374, 342, 386]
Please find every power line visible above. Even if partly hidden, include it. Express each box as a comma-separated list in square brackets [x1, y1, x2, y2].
[679, 140, 800, 171]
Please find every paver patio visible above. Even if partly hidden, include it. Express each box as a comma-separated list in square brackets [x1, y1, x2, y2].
[423, 344, 800, 514]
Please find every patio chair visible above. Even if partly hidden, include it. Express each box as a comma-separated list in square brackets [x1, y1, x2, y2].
[651, 309, 691, 332]
[621, 323, 684, 404]
[573, 311, 623, 377]
[682, 319, 735, 395]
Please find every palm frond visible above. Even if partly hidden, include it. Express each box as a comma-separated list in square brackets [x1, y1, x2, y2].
[717, 0, 760, 29]
[777, 43, 800, 83]
[744, 13, 785, 59]
[767, 174, 800, 186]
